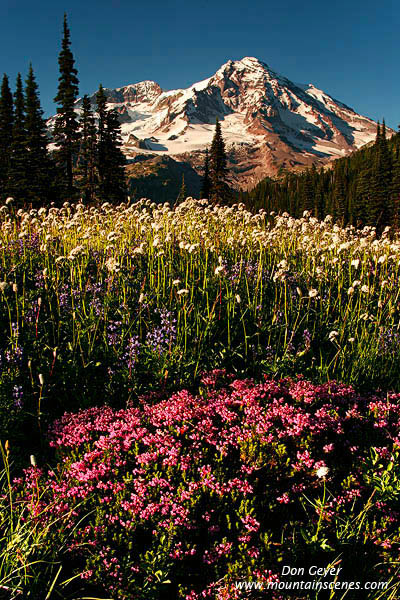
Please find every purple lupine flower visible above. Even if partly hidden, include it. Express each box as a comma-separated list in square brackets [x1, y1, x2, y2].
[5, 345, 23, 365]
[13, 385, 23, 409]
[146, 308, 177, 354]
[34, 270, 45, 289]
[89, 297, 104, 317]
[265, 346, 276, 362]
[379, 328, 400, 355]
[107, 321, 123, 346]
[122, 336, 140, 371]
[303, 329, 312, 352]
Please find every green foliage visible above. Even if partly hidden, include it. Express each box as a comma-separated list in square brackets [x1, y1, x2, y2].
[209, 118, 231, 204]
[95, 85, 127, 204]
[53, 13, 80, 200]
[7, 74, 29, 203]
[200, 148, 211, 199]
[176, 173, 187, 203]
[77, 95, 98, 204]
[242, 128, 400, 232]
[24, 64, 54, 206]
[0, 74, 14, 198]
[0, 443, 89, 599]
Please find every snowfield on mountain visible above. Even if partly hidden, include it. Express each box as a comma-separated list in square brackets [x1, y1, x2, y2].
[48, 57, 392, 188]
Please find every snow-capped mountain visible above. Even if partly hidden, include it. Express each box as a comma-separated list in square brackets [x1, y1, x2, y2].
[49, 57, 387, 189]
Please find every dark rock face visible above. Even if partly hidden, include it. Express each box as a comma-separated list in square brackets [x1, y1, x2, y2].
[126, 155, 202, 202]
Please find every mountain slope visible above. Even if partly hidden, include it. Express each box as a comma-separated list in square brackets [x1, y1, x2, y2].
[49, 57, 389, 190]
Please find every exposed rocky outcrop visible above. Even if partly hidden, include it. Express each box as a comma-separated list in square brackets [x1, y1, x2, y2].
[49, 57, 392, 190]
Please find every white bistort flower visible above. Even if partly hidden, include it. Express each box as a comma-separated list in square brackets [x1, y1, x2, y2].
[316, 466, 329, 479]
[105, 257, 120, 273]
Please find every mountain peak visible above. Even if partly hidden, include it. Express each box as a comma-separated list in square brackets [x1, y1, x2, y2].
[216, 56, 270, 75]
[237, 56, 267, 67]
[49, 57, 387, 189]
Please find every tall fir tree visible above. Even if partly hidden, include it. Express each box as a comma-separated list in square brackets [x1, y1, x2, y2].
[332, 165, 347, 223]
[103, 108, 127, 203]
[95, 85, 126, 203]
[209, 118, 230, 204]
[301, 170, 314, 214]
[391, 152, 400, 229]
[354, 166, 371, 226]
[8, 74, 28, 203]
[0, 74, 14, 197]
[314, 173, 325, 220]
[369, 119, 392, 229]
[78, 95, 97, 203]
[95, 84, 107, 200]
[53, 13, 80, 200]
[176, 173, 187, 203]
[200, 148, 211, 199]
[25, 64, 53, 205]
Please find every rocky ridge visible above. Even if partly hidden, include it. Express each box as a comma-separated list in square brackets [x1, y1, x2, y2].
[49, 57, 390, 190]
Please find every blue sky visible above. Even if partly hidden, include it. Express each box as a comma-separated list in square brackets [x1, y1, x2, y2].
[0, 0, 398, 128]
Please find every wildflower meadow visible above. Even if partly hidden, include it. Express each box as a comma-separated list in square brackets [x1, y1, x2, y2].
[1, 197, 400, 598]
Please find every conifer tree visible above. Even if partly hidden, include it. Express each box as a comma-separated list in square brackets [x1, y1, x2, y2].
[236, 123, 400, 231]
[333, 165, 347, 222]
[314, 173, 325, 220]
[369, 119, 392, 229]
[354, 166, 370, 226]
[95, 85, 126, 203]
[53, 13, 80, 199]
[0, 74, 14, 197]
[95, 84, 107, 200]
[209, 118, 230, 204]
[25, 64, 53, 205]
[103, 108, 127, 203]
[8, 74, 28, 202]
[391, 153, 400, 229]
[176, 173, 187, 203]
[200, 148, 211, 199]
[78, 95, 97, 203]
[301, 170, 314, 214]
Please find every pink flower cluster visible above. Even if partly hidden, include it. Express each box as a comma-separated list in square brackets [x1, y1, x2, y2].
[14, 370, 400, 599]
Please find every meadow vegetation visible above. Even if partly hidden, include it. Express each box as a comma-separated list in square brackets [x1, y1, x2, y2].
[1, 197, 400, 598]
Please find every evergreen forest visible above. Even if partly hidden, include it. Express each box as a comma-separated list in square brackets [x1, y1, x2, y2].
[240, 122, 400, 231]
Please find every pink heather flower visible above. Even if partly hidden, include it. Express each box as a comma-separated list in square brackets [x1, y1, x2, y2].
[277, 493, 290, 504]
[323, 443, 334, 453]
[11, 372, 400, 598]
